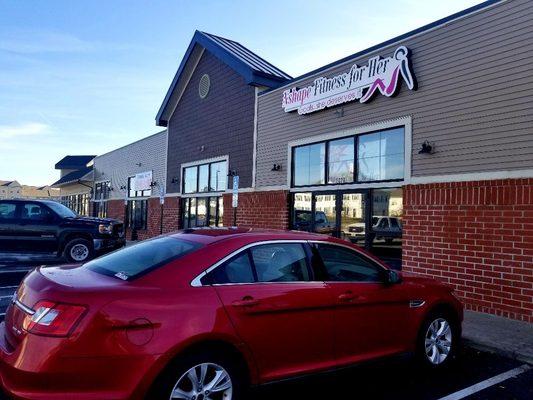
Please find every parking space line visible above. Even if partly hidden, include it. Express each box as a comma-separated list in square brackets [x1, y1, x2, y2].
[437, 364, 531, 400]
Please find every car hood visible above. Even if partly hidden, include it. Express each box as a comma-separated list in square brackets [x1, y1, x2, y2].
[64, 216, 122, 224]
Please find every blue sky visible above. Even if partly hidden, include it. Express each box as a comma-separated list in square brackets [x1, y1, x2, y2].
[0, 0, 481, 186]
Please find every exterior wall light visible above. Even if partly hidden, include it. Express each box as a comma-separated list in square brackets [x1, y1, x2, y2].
[419, 140, 434, 154]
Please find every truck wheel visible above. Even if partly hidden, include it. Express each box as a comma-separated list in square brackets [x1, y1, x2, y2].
[64, 238, 94, 263]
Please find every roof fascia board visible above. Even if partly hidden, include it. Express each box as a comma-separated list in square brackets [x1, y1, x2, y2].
[259, 0, 503, 96]
[156, 32, 204, 126]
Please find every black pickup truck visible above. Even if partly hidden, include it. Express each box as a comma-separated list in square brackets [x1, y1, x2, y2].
[0, 199, 125, 263]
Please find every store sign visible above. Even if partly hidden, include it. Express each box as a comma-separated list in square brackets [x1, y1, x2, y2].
[282, 46, 416, 115]
[133, 170, 152, 191]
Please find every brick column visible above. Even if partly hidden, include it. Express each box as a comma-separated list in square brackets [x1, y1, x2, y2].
[223, 190, 289, 229]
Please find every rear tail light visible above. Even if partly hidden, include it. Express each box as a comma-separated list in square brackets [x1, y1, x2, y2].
[23, 300, 87, 337]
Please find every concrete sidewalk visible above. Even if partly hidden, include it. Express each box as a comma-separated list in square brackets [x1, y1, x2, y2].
[463, 310, 533, 364]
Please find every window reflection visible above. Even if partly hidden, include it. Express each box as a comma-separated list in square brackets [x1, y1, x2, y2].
[328, 137, 354, 184]
[293, 143, 325, 186]
[358, 127, 404, 182]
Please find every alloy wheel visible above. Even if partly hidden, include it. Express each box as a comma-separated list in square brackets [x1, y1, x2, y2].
[170, 362, 233, 400]
[70, 244, 89, 261]
[424, 317, 452, 365]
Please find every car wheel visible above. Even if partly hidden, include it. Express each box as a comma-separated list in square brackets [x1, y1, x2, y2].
[64, 238, 94, 263]
[417, 311, 460, 368]
[151, 349, 246, 400]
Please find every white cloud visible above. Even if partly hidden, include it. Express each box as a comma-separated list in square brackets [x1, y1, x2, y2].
[0, 122, 49, 139]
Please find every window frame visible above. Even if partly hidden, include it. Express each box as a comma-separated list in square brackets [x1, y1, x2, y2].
[310, 241, 388, 283]
[192, 240, 315, 287]
[290, 125, 406, 188]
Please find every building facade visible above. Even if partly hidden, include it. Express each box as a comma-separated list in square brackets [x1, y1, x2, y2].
[157, 30, 290, 230]
[51, 155, 95, 216]
[246, 0, 532, 322]
[92, 130, 167, 240]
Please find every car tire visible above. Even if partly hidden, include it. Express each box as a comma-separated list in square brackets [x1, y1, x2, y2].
[63, 238, 94, 263]
[150, 349, 247, 400]
[416, 310, 460, 369]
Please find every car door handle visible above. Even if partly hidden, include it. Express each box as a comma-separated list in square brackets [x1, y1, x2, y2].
[232, 297, 260, 308]
[338, 292, 356, 302]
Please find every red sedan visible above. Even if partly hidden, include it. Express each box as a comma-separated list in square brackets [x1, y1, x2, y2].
[0, 228, 462, 400]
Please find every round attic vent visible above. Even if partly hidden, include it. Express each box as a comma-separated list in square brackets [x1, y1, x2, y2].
[199, 74, 210, 99]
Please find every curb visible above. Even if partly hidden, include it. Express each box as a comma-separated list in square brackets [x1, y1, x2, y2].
[463, 337, 533, 366]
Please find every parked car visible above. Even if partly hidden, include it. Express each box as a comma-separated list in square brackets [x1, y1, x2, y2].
[0, 228, 463, 400]
[293, 209, 335, 234]
[0, 199, 125, 262]
[345, 216, 402, 244]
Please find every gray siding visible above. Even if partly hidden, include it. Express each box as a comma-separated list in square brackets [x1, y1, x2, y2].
[256, 0, 533, 188]
[166, 51, 256, 193]
[93, 130, 167, 199]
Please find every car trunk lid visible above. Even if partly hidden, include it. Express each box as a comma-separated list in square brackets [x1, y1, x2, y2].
[4, 264, 123, 348]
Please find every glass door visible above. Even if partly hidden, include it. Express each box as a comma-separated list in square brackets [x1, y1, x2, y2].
[339, 192, 368, 248]
[313, 193, 337, 236]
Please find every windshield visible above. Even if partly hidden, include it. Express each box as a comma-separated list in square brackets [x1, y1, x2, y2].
[46, 201, 77, 218]
[84, 236, 202, 280]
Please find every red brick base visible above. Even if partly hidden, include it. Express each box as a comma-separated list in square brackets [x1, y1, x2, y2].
[222, 190, 289, 229]
[106, 197, 181, 241]
[403, 178, 533, 323]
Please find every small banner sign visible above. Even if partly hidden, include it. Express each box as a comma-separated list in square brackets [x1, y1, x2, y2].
[133, 171, 152, 191]
[232, 175, 239, 208]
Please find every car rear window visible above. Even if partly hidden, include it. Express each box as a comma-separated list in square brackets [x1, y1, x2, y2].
[84, 237, 201, 280]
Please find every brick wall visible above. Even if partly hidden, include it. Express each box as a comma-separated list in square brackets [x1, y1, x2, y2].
[107, 199, 125, 221]
[403, 178, 533, 322]
[162, 196, 180, 234]
[107, 197, 180, 241]
[223, 191, 289, 229]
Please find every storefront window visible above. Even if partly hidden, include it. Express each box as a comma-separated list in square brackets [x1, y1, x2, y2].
[292, 126, 404, 188]
[182, 196, 224, 228]
[127, 199, 147, 230]
[61, 193, 90, 216]
[183, 167, 198, 194]
[199, 164, 209, 192]
[357, 127, 404, 182]
[210, 161, 228, 191]
[183, 160, 227, 194]
[293, 143, 325, 186]
[328, 137, 354, 184]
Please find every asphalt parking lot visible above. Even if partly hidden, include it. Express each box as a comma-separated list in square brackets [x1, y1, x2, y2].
[252, 347, 532, 400]
[0, 342, 530, 399]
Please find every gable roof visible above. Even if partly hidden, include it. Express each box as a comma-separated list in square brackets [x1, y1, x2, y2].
[0, 180, 21, 187]
[51, 166, 93, 187]
[55, 155, 96, 170]
[156, 30, 291, 127]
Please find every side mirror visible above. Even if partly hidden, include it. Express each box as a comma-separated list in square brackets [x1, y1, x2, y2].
[385, 270, 402, 284]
